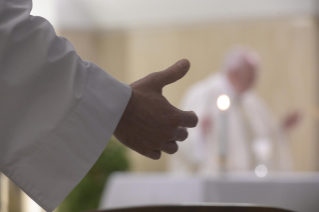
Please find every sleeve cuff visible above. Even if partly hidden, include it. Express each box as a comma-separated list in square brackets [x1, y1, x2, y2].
[8, 64, 132, 212]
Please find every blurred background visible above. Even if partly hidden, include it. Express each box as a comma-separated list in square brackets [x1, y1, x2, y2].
[1, 0, 319, 211]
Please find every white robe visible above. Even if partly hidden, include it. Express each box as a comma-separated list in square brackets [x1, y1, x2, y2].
[0, 1, 131, 211]
[169, 73, 292, 174]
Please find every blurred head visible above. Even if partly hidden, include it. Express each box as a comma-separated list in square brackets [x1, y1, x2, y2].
[223, 47, 260, 94]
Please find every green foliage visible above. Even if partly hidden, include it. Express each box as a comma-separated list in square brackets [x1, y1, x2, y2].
[57, 138, 129, 212]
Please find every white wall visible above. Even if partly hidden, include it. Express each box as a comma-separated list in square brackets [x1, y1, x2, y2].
[51, 0, 318, 30]
[31, 0, 58, 27]
[0, 174, 9, 212]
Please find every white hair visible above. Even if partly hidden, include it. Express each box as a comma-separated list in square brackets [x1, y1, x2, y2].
[223, 47, 260, 73]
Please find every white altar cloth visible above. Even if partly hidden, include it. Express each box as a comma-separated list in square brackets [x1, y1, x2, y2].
[99, 172, 319, 212]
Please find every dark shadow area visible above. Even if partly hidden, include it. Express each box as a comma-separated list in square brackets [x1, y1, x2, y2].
[87, 205, 295, 212]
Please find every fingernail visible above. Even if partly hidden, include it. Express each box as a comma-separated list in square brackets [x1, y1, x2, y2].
[178, 59, 190, 70]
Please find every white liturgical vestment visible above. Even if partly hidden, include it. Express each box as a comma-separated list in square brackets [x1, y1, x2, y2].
[169, 73, 292, 174]
[0, 0, 131, 211]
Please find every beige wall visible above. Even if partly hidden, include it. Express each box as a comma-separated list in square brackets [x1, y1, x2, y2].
[59, 16, 319, 172]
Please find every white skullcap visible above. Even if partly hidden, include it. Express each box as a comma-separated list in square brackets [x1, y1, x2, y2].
[223, 46, 260, 73]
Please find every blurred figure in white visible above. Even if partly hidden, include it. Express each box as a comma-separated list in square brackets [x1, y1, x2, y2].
[170, 47, 301, 174]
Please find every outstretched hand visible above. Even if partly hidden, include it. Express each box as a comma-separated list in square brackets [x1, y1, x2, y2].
[114, 59, 198, 160]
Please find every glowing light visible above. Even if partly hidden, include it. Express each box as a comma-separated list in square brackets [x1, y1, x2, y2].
[255, 165, 268, 178]
[217, 95, 230, 111]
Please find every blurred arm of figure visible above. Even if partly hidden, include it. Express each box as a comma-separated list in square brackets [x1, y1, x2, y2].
[249, 94, 294, 171]
[0, 0, 197, 211]
[281, 110, 302, 132]
[201, 116, 214, 139]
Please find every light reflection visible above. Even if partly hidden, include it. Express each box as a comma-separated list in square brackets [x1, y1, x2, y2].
[217, 94, 230, 111]
[255, 165, 268, 178]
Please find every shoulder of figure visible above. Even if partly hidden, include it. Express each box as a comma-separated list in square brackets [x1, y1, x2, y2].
[186, 73, 220, 96]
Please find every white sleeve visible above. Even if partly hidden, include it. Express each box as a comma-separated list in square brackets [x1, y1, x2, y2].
[0, 0, 132, 211]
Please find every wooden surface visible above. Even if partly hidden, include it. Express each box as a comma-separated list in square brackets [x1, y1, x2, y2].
[87, 205, 295, 212]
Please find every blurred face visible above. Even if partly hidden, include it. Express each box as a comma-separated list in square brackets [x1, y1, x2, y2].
[227, 60, 257, 94]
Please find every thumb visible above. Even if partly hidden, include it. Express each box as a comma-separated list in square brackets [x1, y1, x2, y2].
[152, 59, 190, 90]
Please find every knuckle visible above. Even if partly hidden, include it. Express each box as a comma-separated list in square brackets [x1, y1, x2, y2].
[169, 130, 176, 140]
[144, 139, 161, 150]
[139, 147, 151, 156]
[146, 72, 159, 85]
[162, 130, 175, 141]
[147, 72, 158, 79]
[153, 142, 163, 150]
[169, 69, 179, 81]
[171, 113, 182, 127]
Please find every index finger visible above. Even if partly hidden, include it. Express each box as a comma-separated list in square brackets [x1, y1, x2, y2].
[179, 111, 198, 128]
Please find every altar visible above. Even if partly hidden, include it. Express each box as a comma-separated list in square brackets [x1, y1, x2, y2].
[99, 172, 319, 212]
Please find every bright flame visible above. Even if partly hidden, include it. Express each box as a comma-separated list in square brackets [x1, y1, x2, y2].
[217, 95, 230, 111]
[255, 165, 268, 178]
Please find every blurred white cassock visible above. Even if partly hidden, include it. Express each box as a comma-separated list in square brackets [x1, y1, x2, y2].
[169, 49, 293, 174]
